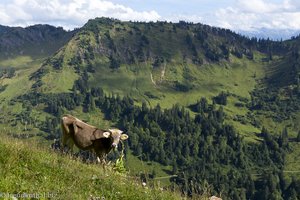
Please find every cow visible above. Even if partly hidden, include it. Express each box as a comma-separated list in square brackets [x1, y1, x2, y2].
[61, 114, 128, 164]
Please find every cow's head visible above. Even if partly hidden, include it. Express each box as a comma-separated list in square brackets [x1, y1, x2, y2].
[103, 129, 128, 149]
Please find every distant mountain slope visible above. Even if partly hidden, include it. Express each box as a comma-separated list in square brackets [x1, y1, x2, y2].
[29, 18, 296, 101]
[239, 28, 300, 41]
[29, 18, 266, 94]
[24, 18, 299, 136]
[0, 25, 9, 34]
[0, 24, 76, 59]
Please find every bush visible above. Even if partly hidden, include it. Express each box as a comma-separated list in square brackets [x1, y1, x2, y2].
[213, 91, 228, 105]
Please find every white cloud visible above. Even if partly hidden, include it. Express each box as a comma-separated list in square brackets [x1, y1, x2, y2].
[160, 0, 300, 31]
[0, 0, 161, 29]
[209, 0, 300, 31]
[284, 0, 300, 10]
[237, 0, 281, 13]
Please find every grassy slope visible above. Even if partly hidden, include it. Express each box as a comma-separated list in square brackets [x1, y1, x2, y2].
[0, 56, 47, 136]
[86, 52, 267, 139]
[126, 150, 173, 186]
[0, 135, 183, 200]
[0, 56, 38, 100]
[40, 65, 78, 94]
[285, 142, 300, 175]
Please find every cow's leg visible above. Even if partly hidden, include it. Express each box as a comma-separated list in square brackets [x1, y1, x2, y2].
[95, 152, 109, 172]
[96, 155, 107, 165]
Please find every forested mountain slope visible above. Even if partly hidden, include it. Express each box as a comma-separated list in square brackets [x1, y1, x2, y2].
[0, 24, 75, 58]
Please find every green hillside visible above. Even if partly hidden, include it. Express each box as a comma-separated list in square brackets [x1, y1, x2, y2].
[0, 135, 183, 200]
[0, 18, 300, 199]
[27, 18, 299, 137]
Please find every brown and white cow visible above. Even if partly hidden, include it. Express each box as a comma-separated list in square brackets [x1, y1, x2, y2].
[61, 114, 128, 163]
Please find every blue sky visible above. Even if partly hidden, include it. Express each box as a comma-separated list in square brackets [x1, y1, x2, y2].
[0, 0, 300, 32]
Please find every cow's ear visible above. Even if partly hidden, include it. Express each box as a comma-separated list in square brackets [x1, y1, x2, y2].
[103, 132, 110, 138]
[120, 134, 128, 140]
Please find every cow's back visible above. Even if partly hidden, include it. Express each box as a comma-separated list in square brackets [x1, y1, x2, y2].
[61, 114, 95, 150]
[72, 125, 95, 150]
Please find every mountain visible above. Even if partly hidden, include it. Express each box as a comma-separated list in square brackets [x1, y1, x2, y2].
[239, 28, 300, 41]
[0, 24, 76, 59]
[31, 18, 274, 98]
[0, 25, 9, 33]
[0, 18, 300, 199]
